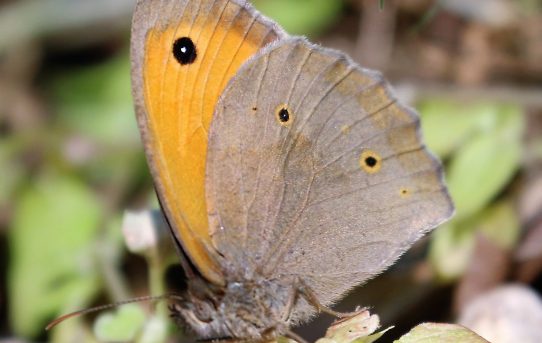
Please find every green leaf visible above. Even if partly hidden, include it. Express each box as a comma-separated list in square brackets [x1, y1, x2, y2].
[252, 0, 343, 36]
[419, 101, 498, 159]
[477, 200, 520, 250]
[395, 323, 488, 343]
[430, 200, 520, 281]
[49, 52, 147, 192]
[138, 315, 170, 343]
[429, 223, 476, 282]
[50, 318, 98, 343]
[50, 52, 139, 146]
[0, 137, 26, 206]
[94, 304, 146, 342]
[446, 104, 523, 220]
[8, 173, 102, 337]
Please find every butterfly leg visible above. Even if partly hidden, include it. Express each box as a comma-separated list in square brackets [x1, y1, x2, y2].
[275, 287, 309, 343]
[297, 279, 365, 319]
[281, 283, 301, 323]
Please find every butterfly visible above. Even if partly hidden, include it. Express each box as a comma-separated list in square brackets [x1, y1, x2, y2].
[130, 0, 454, 341]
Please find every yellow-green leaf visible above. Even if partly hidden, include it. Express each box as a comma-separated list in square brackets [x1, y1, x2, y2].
[446, 105, 523, 220]
[429, 223, 476, 282]
[8, 173, 102, 337]
[477, 201, 520, 250]
[419, 101, 497, 159]
[253, 0, 343, 36]
[94, 304, 146, 342]
[395, 323, 488, 343]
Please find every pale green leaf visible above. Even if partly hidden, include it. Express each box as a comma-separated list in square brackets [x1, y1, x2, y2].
[8, 173, 102, 337]
[429, 223, 476, 282]
[51, 318, 98, 343]
[419, 101, 497, 159]
[252, 0, 343, 36]
[429, 200, 520, 281]
[0, 138, 26, 206]
[446, 105, 523, 220]
[138, 315, 170, 343]
[51, 53, 138, 146]
[94, 304, 146, 342]
[395, 323, 488, 343]
[477, 200, 520, 249]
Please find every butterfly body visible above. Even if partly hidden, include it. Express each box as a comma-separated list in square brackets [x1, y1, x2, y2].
[131, 0, 454, 341]
[171, 274, 293, 340]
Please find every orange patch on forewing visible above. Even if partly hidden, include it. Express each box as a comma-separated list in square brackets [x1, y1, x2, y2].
[142, 2, 280, 284]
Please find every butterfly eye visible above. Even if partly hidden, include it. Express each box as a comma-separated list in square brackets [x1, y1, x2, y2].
[275, 104, 294, 127]
[359, 150, 382, 174]
[173, 37, 197, 65]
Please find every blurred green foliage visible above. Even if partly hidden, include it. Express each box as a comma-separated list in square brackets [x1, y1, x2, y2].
[9, 173, 103, 337]
[51, 54, 136, 145]
[49, 52, 148, 193]
[0, 138, 26, 209]
[421, 100, 524, 281]
[394, 323, 488, 343]
[6, 48, 149, 338]
[93, 304, 146, 342]
[252, 0, 343, 36]
[0, 0, 133, 53]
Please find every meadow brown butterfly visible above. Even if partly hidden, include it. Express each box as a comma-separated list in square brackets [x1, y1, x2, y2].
[130, 0, 454, 341]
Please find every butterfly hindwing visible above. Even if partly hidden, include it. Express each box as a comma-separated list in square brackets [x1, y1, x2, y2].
[206, 38, 454, 304]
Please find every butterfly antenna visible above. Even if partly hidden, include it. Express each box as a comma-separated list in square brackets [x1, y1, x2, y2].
[45, 294, 184, 331]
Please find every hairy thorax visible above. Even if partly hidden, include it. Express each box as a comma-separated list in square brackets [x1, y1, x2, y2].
[171, 276, 295, 341]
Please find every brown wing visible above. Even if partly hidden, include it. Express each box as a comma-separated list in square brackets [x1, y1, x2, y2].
[131, 0, 287, 284]
[205, 38, 454, 304]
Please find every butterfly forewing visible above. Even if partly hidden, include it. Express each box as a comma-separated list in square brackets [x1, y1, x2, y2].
[131, 0, 287, 284]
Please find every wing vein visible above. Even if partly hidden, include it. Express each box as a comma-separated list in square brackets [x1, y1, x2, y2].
[243, 54, 272, 250]
[308, 167, 439, 209]
[315, 119, 416, 175]
[282, 66, 356, 174]
[258, 47, 313, 255]
[186, 0, 237, 139]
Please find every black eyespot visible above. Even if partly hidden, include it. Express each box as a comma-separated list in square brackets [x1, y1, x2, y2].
[365, 156, 378, 168]
[173, 37, 197, 65]
[275, 104, 294, 127]
[359, 150, 382, 174]
[278, 108, 290, 122]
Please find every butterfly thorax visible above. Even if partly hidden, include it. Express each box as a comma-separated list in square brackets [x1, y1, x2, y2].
[171, 275, 294, 340]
